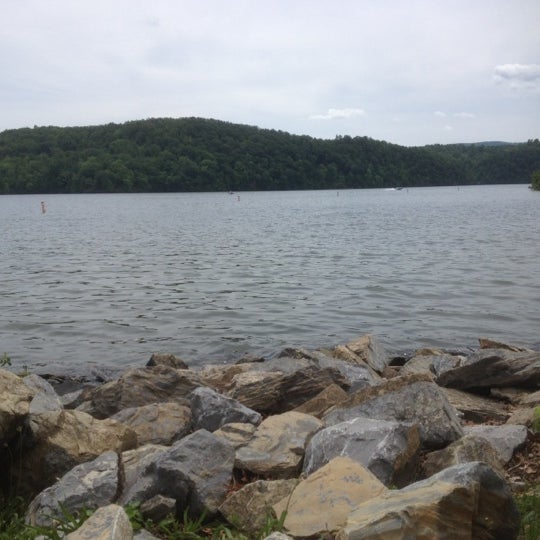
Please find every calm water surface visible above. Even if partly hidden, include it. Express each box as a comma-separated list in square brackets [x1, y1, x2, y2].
[1, 185, 539, 374]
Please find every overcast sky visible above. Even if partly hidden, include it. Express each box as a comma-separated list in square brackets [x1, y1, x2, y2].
[1, 0, 539, 146]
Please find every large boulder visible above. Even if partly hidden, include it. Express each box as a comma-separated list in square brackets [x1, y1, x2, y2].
[235, 411, 323, 478]
[0, 369, 34, 443]
[303, 417, 420, 487]
[110, 402, 191, 445]
[274, 457, 386, 538]
[76, 365, 203, 419]
[437, 349, 540, 390]
[121, 430, 235, 517]
[26, 451, 119, 527]
[190, 386, 261, 431]
[324, 373, 464, 448]
[18, 409, 137, 495]
[219, 479, 298, 535]
[65, 504, 133, 540]
[336, 462, 520, 540]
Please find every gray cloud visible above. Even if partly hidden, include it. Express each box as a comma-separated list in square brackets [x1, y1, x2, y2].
[494, 64, 540, 90]
[0, 0, 538, 145]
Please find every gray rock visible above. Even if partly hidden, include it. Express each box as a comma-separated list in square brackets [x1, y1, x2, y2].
[133, 530, 161, 540]
[76, 365, 203, 419]
[337, 462, 519, 540]
[303, 417, 420, 487]
[437, 349, 540, 389]
[140, 494, 177, 523]
[26, 451, 119, 527]
[463, 424, 528, 464]
[190, 386, 262, 432]
[24, 374, 63, 414]
[119, 444, 167, 506]
[324, 373, 464, 449]
[262, 534, 293, 540]
[429, 354, 465, 378]
[236, 411, 324, 478]
[111, 402, 191, 445]
[64, 504, 132, 540]
[155, 429, 235, 515]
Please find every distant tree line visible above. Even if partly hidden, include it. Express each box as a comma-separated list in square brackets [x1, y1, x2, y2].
[0, 117, 539, 194]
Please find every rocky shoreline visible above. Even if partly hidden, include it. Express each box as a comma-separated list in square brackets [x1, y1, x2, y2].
[1, 334, 539, 539]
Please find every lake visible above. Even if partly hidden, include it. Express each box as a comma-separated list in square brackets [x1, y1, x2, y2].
[1, 185, 539, 375]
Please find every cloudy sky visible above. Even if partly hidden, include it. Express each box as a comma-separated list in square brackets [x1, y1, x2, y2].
[1, 0, 539, 146]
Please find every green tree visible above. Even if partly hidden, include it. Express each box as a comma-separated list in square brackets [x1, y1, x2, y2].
[531, 169, 540, 191]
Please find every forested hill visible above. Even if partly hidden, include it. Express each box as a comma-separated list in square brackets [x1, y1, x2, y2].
[0, 117, 539, 194]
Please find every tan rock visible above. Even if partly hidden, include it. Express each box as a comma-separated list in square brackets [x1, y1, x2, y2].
[337, 462, 519, 540]
[0, 369, 34, 442]
[17, 409, 137, 495]
[65, 504, 132, 540]
[219, 479, 298, 534]
[213, 422, 257, 449]
[292, 383, 348, 418]
[235, 411, 323, 478]
[274, 456, 386, 538]
[111, 402, 191, 445]
[338, 334, 389, 373]
[478, 337, 533, 352]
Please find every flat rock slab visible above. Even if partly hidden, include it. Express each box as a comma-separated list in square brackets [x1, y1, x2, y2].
[437, 350, 540, 390]
[235, 411, 323, 478]
[441, 387, 510, 423]
[274, 456, 386, 538]
[336, 462, 519, 540]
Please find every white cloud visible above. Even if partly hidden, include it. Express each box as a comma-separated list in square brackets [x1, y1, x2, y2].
[493, 64, 540, 90]
[453, 112, 476, 119]
[310, 108, 365, 120]
[434, 111, 447, 117]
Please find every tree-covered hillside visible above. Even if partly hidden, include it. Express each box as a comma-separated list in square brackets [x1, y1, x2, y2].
[0, 117, 539, 194]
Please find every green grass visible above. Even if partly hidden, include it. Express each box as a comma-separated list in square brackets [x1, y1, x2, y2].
[516, 486, 540, 540]
[0, 498, 287, 540]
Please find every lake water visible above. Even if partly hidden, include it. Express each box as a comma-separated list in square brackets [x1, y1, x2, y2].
[1, 185, 539, 375]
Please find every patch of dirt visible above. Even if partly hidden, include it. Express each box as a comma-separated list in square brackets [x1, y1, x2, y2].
[505, 432, 540, 490]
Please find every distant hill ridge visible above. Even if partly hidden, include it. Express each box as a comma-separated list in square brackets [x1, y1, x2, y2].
[0, 117, 539, 194]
